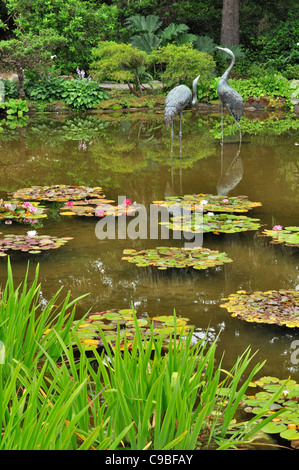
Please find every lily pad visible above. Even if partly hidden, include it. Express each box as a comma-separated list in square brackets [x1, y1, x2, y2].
[153, 194, 262, 213]
[122, 246, 233, 270]
[0, 199, 47, 223]
[0, 233, 73, 256]
[71, 309, 193, 351]
[11, 185, 104, 202]
[243, 376, 299, 444]
[220, 290, 299, 327]
[261, 226, 299, 247]
[161, 212, 261, 234]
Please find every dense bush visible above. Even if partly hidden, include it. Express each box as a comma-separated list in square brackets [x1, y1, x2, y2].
[22, 75, 109, 110]
[4, 0, 120, 71]
[24, 77, 66, 102]
[147, 43, 216, 87]
[251, 15, 299, 72]
[91, 41, 147, 95]
[3, 80, 18, 99]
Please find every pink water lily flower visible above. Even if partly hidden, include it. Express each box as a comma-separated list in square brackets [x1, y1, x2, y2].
[124, 199, 132, 205]
[29, 206, 37, 213]
[96, 210, 105, 217]
[66, 201, 74, 206]
[223, 198, 228, 203]
[273, 225, 283, 230]
[5, 220, 12, 224]
[23, 202, 32, 207]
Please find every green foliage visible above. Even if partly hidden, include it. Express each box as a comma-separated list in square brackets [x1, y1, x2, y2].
[125, 14, 162, 33]
[91, 41, 147, 95]
[126, 14, 197, 54]
[60, 79, 109, 110]
[24, 77, 66, 102]
[0, 29, 66, 74]
[194, 35, 216, 55]
[195, 73, 295, 108]
[147, 43, 216, 86]
[253, 15, 299, 71]
[23, 75, 108, 110]
[0, 98, 28, 117]
[4, 0, 120, 71]
[3, 80, 18, 99]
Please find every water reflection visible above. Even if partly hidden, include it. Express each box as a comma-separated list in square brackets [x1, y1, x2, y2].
[0, 112, 299, 379]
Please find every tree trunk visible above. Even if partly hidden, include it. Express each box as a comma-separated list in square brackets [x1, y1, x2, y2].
[16, 64, 26, 100]
[127, 81, 141, 97]
[220, 0, 240, 46]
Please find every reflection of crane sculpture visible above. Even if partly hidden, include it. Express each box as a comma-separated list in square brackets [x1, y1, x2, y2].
[216, 47, 244, 141]
[164, 75, 200, 140]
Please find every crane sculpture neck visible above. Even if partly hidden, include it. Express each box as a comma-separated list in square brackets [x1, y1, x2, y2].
[222, 51, 235, 81]
[192, 75, 200, 105]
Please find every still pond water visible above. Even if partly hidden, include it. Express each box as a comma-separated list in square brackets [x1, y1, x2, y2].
[0, 109, 298, 379]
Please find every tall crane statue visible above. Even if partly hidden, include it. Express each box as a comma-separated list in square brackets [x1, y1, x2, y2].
[216, 47, 244, 141]
[164, 75, 200, 141]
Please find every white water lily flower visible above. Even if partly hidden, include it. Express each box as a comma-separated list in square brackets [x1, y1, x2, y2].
[27, 230, 37, 237]
[201, 200, 208, 205]
[207, 212, 214, 216]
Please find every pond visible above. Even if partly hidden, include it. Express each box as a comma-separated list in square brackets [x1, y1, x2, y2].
[0, 109, 298, 381]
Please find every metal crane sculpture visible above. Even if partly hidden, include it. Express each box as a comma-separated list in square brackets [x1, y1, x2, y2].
[216, 47, 244, 142]
[164, 75, 200, 141]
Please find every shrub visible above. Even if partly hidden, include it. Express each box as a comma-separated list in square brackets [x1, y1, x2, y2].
[91, 41, 147, 96]
[252, 15, 299, 71]
[3, 80, 18, 99]
[147, 43, 216, 87]
[60, 78, 109, 109]
[22, 74, 109, 109]
[24, 77, 66, 102]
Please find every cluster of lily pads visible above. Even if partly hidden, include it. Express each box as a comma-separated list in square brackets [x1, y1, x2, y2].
[0, 232, 73, 256]
[260, 226, 299, 248]
[160, 212, 261, 234]
[220, 289, 299, 328]
[0, 199, 46, 224]
[153, 194, 262, 213]
[72, 308, 192, 351]
[122, 246, 233, 270]
[60, 198, 138, 218]
[11, 184, 105, 202]
[0, 185, 139, 257]
[242, 376, 299, 444]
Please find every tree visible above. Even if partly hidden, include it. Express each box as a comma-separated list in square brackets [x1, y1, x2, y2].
[90, 41, 147, 96]
[0, 30, 66, 99]
[220, 0, 240, 45]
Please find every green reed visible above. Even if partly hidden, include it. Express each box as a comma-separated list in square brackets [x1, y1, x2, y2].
[0, 259, 284, 450]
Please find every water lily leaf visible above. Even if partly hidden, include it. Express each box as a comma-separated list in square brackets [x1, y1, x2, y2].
[122, 246, 233, 271]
